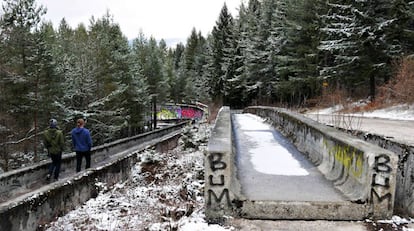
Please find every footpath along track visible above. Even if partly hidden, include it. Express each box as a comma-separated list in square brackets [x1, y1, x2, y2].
[0, 121, 189, 203]
[0, 121, 189, 231]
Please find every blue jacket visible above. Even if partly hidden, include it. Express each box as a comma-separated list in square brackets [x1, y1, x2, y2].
[71, 127, 92, 152]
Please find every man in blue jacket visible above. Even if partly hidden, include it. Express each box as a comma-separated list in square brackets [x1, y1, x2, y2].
[71, 118, 93, 172]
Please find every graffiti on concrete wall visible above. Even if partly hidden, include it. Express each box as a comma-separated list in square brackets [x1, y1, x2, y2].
[157, 105, 204, 120]
[207, 152, 230, 206]
[181, 108, 203, 119]
[371, 154, 393, 210]
[323, 139, 393, 209]
[324, 140, 364, 178]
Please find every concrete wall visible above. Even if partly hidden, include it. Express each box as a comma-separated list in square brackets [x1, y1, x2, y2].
[0, 122, 187, 202]
[244, 106, 398, 219]
[0, 123, 187, 231]
[0, 155, 136, 231]
[205, 107, 242, 222]
[345, 130, 414, 217]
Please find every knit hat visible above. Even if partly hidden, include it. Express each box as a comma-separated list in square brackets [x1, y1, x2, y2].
[50, 119, 58, 128]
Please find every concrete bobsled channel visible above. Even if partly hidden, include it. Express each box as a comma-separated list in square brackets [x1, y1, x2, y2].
[0, 121, 188, 231]
[205, 106, 398, 221]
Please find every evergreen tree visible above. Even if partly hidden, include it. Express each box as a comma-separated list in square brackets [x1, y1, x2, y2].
[118, 53, 149, 137]
[273, 0, 323, 105]
[193, 32, 209, 102]
[178, 28, 208, 103]
[168, 43, 185, 102]
[32, 21, 60, 133]
[242, 0, 262, 104]
[204, 3, 235, 105]
[284, 0, 321, 80]
[353, 0, 414, 99]
[224, 2, 250, 108]
[318, 0, 360, 93]
[131, 33, 166, 129]
[86, 12, 133, 143]
[0, 0, 47, 161]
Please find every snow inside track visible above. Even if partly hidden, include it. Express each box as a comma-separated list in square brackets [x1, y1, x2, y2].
[233, 113, 309, 176]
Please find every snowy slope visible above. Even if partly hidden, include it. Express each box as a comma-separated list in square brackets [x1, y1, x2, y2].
[45, 123, 233, 231]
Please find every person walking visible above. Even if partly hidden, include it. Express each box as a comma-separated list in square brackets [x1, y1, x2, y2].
[71, 118, 93, 172]
[43, 119, 65, 181]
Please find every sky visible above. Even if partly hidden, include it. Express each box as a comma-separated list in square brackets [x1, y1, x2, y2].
[36, 0, 244, 46]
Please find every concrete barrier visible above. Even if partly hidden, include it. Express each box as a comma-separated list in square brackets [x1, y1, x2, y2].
[244, 106, 398, 219]
[0, 122, 188, 202]
[205, 107, 242, 222]
[346, 130, 414, 217]
[0, 123, 187, 231]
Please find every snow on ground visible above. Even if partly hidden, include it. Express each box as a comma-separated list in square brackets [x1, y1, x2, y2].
[309, 103, 414, 121]
[45, 123, 234, 231]
[357, 104, 414, 121]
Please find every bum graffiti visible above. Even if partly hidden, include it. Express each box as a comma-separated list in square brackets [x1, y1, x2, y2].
[324, 139, 393, 209]
[207, 152, 231, 207]
[371, 154, 393, 210]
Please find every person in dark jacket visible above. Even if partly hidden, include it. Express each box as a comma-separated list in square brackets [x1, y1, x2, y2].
[43, 119, 65, 181]
[71, 118, 93, 172]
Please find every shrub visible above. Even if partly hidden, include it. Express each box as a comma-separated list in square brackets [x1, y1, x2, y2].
[378, 56, 414, 104]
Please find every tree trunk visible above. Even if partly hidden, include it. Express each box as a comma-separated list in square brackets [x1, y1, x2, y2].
[370, 73, 376, 101]
[153, 96, 157, 130]
[34, 73, 39, 162]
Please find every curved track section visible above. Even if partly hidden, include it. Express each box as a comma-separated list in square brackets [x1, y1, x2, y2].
[0, 121, 189, 231]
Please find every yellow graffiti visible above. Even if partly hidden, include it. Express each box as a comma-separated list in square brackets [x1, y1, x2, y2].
[323, 139, 364, 178]
[157, 109, 177, 119]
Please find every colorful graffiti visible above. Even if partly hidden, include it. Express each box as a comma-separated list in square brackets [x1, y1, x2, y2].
[157, 104, 204, 120]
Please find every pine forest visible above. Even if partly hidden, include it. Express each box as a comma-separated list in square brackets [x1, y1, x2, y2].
[1, 0, 414, 171]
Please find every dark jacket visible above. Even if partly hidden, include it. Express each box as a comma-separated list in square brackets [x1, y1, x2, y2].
[71, 127, 92, 152]
[43, 127, 65, 155]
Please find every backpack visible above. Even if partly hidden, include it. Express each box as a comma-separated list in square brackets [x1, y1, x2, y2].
[44, 128, 64, 155]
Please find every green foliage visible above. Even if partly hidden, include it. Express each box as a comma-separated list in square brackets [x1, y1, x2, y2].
[1, 3, 160, 159]
[2, 0, 414, 167]
[201, 0, 414, 106]
[204, 3, 235, 105]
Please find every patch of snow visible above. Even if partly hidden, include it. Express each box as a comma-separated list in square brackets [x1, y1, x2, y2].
[310, 103, 414, 121]
[178, 212, 234, 231]
[356, 104, 414, 121]
[310, 104, 344, 115]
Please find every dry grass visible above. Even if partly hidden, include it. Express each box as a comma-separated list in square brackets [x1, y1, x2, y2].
[306, 56, 414, 113]
[377, 56, 414, 105]
[310, 85, 349, 110]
